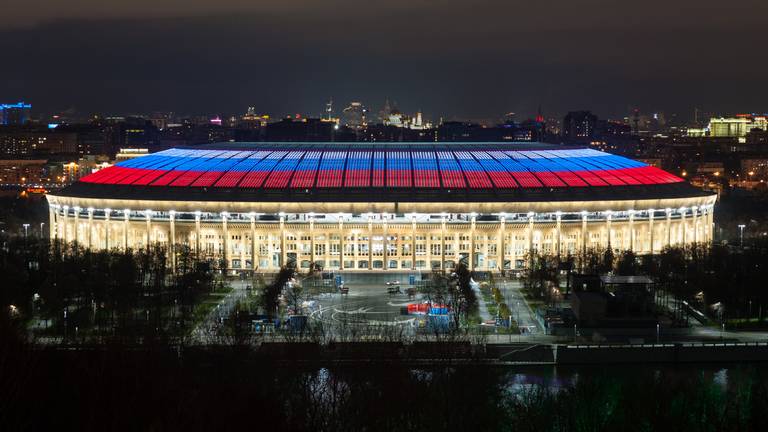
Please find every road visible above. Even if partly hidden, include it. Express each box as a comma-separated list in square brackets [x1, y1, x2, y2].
[498, 278, 544, 335]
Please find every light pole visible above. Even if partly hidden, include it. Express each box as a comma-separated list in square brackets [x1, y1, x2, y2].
[738, 224, 746, 248]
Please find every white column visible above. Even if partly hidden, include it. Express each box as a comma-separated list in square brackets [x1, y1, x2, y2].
[240, 228, 246, 273]
[279, 215, 286, 267]
[123, 209, 130, 250]
[169, 210, 176, 270]
[195, 211, 201, 257]
[310, 218, 316, 265]
[629, 210, 635, 251]
[454, 224, 460, 267]
[581, 211, 588, 257]
[605, 210, 612, 250]
[498, 216, 505, 271]
[648, 209, 655, 254]
[87, 207, 94, 249]
[104, 209, 111, 250]
[441, 217, 447, 271]
[73, 207, 80, 244]
[555, 212, 562, 257]
[510, 223, 517, 270]
[62, 206, 69, 243]
[145, 210, 152, 248]
[250, 214, 257, 271]
[528, 212, 535, 255]
[470, 214, 477, 270]
[681, 208, 687, 245]
[338, 217, 344, 270]
[692, 206, 699, 244]
[221, 212, 229, 272]
[368, 217, 373, 270]
[666, 208, 672, 247]
[383, 217, 389, 271]
[411, 216, 417, 270]
[49, 206, 56, 240]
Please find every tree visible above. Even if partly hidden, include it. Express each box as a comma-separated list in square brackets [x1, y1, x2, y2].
[283, 281, 304, 315]
[522, 253, 559, 303]
[261, 264, 295, 319]
[616, 250, 639, 276]
[600, 247, 615, 274]
[450, 262, 478, 326]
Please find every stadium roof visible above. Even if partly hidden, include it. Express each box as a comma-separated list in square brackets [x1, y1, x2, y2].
[59, 142, 708, 203]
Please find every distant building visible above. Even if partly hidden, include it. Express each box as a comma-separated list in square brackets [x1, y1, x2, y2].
[709, 115, 768, 137]
[0, 159, 48, 185]
[741, 159, 768, 179]
[562, 111, 598, 141]
[378, 99, 393, 124]
[746, 129, 768, 146]
[115, 148, 149, 162]
[239, 107, 269, 129]
[0, 127, 78, 157]
[409, 111, 431, 130]
[0, 102, 32, 125]
[266, 118, 337, 142]
[341, 102, 367, 129]
[627, 110, 666, 135]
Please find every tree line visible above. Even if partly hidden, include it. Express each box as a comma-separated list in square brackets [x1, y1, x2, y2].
[0, 236, 221, 339]
[521, 240, 768, 323]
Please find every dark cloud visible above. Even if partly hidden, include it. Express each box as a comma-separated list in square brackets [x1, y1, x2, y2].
[1, 0, 766, 121]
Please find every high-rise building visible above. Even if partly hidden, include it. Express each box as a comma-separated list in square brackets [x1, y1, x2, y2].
[562, 111, 598, 141]
[0, 102, 32, 125]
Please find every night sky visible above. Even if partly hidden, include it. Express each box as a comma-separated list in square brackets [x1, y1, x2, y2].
[2, 0, 766, 121]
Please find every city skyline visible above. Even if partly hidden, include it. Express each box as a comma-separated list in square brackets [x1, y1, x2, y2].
[2, 0, 767, 120]
[5, 2, 768, 431]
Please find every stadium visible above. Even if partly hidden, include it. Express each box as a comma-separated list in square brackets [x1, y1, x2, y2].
[46, 143, 717, 273]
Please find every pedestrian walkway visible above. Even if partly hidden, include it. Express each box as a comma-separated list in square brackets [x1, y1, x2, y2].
[471, 279, 493, 322]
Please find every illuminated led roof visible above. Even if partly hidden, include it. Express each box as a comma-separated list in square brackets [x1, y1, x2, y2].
[61, 143, 699, 203]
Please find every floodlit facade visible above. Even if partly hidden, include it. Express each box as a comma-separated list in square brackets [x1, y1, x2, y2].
[709, 115, 768, 137]
[46, 143, 717, 273]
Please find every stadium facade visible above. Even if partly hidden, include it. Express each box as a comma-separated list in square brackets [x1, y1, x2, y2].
[46, 143, 717, 273]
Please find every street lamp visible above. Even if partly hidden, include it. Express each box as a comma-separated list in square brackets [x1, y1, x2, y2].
[738, 224, 746, 247]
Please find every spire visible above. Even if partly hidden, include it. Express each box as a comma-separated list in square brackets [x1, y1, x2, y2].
[325, 97, 334, 121]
